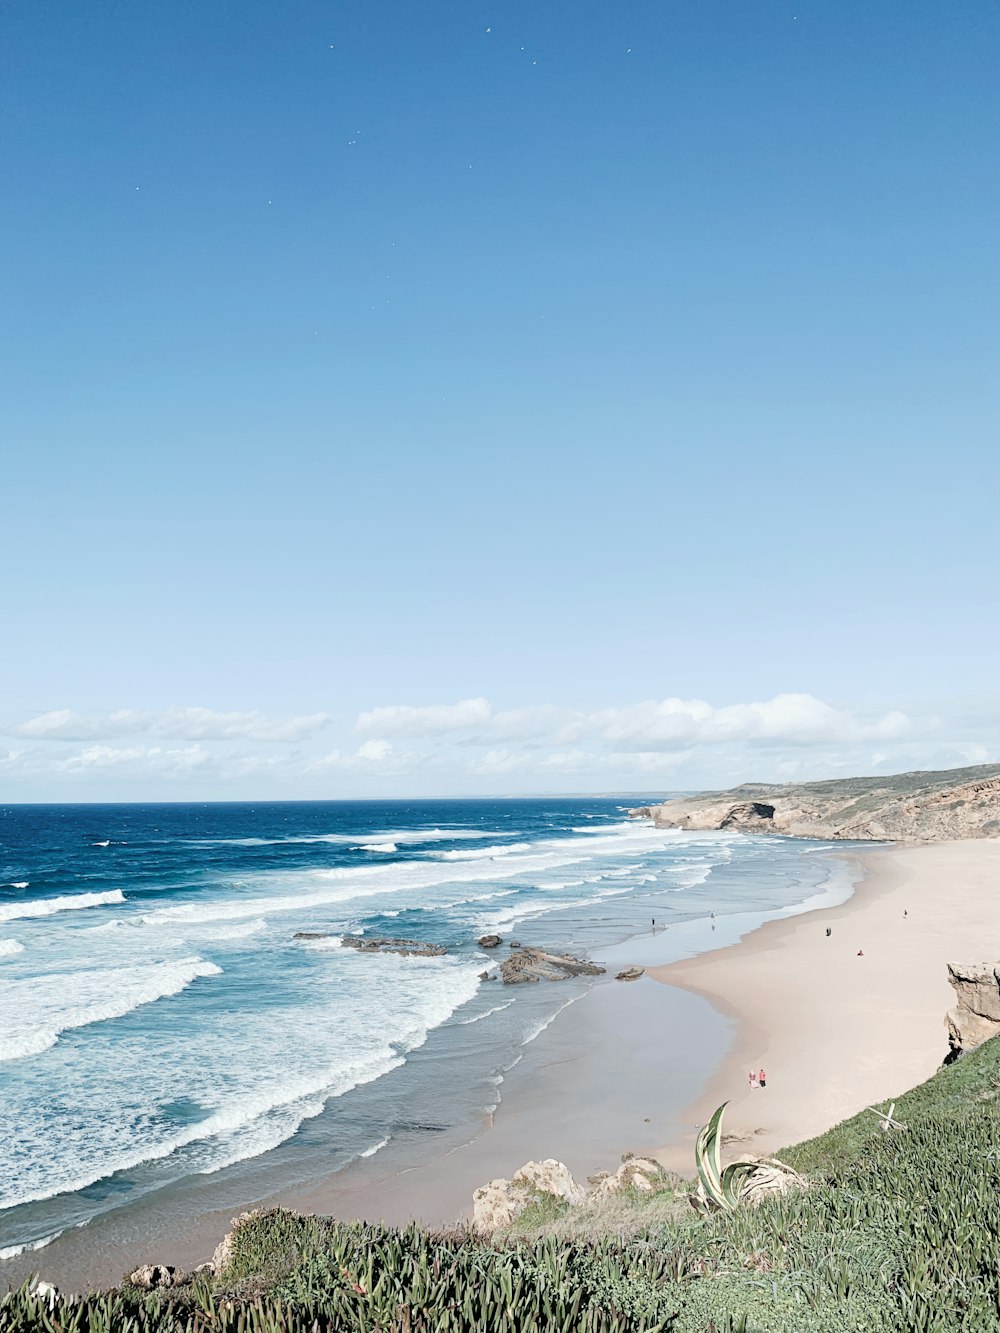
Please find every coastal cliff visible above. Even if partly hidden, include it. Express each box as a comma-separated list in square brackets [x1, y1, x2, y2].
[632, 762, 1000, 841]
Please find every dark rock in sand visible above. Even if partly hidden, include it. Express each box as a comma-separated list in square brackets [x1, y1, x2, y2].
[500, 947, 605, 985]
[478, 934, 502, 949]
[340, 936, 447, 958]
[615, 966, 645, 982]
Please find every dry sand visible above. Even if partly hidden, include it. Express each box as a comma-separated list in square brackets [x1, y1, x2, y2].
[652, 839, 1000, 1171]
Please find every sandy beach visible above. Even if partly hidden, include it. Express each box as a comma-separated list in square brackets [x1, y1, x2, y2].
[652, 839, 1000, 1170]
[6, 836, 998, 1292]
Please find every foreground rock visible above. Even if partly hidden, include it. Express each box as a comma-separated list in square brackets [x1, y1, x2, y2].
[472, 1160, 587, 1231]
[615, 966, 645, 982]
[473, 1153, 674, 1233]
[340, 936, 447, 958]
[499, 947, 605, 984]
[478, 934, 502, 948]
[631, 763, 1000, 842]
[588, 1153, 669, 1197]
[946, 961, 1000, 1057]
[127, 1264, 180, 1291]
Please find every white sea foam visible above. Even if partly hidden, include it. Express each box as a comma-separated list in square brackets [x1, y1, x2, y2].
[359, 1135, 391, 1158]
[210, 918, 268, 940]
[669, 865, 713, 889]
[0, 955, 481, 1210]
[570, 821, 635, 834]
[479, 885, 634, 934]
[0, 957, 222, 1064]
[430, 843, 531, 861]
[358, 842, 397, 853]
[144, 824, 691, 927]
[454, 1001, 515, 1026]
[0, 889, 125, 924]
[0, 939, 24, 957]
[92, 840, 110, 847]
[6, 882, 29, 890]
[521, 996, 580, 1046]
[186, 828, 506, 849]
[0, 1232, 62, 1262]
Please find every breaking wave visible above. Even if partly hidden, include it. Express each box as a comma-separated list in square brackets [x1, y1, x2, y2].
[0, 957, 222, 1065]
[0, 890, 125, 924]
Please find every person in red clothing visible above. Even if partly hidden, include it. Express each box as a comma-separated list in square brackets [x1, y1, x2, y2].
[758, 1068, 766, 1089]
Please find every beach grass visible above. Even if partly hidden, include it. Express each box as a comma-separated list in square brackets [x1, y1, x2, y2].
[3, 1036, 1000, 1331]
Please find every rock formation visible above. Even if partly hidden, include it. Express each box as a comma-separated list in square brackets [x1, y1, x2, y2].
[472, 1160, 587, 1232]
[945, 962, 1000, 1058]
[478, 934, 502, 948]
[127, 1264, 180, 1291]
[340, 936, 447, 958]
[588, 1154, 668, 1197]
[473, 1153, 672, 1233]
[631, 764, 1000, 842]
[615, 966, 645, 982]
[499, 947, 605, 984]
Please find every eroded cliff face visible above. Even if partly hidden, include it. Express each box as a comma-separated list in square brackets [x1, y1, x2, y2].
[946, 962, 1000, 1059]
[632, 764, 1000, 842]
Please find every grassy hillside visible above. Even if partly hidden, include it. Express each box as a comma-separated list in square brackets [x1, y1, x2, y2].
[4, 1037, 1000, 1332]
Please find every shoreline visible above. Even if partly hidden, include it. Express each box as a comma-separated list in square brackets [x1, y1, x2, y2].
[10, 834, 989, 1292]
[650, 839, 1000, 1171]
[0, 840, 852, 1292]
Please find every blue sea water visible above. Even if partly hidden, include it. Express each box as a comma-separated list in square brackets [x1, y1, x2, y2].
[0, 798, 851, 1262]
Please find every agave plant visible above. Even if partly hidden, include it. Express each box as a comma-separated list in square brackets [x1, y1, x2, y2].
[691, 1102, 759, 1214]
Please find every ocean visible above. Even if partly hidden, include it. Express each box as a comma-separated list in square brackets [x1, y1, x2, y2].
[0, 798, 853, 1264]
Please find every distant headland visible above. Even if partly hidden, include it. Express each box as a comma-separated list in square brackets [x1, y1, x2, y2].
[630, 762, 1000, 841]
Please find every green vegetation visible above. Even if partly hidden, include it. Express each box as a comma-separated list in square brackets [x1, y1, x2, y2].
[4, 1037, 1000, 1332]
[692, 1103, 756, 1212]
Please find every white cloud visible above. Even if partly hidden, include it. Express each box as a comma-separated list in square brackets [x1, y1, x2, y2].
[356, 692, 912, 753]
[55, 744, 219, 777]
[590, 693, 911, 751]
[2, 689, 990, 799]
[6, 707, 332, 743]
[355, 698, 493, 737]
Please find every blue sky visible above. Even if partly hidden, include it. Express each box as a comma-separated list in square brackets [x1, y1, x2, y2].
[2, 0, 998, 799]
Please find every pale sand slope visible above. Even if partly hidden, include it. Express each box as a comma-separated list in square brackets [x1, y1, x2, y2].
[651, 840, 1000, 1172]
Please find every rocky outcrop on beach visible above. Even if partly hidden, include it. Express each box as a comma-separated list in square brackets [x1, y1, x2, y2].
[127, 1264, 181, 1291]
[945, 962, 1000, 1058]
[631, 763, 1000, 842]
[499, 947, 605, 984]
[615, 966, 645, 982]
[472, 1153, 671, 1233]
[472, 1159, 587, 1231]
[339, 936, 448, 958]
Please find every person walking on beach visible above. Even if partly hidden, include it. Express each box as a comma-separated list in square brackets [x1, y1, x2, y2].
[758, 1068, 766, 1089]
[749, 1068, 757, 1090]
